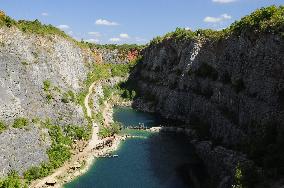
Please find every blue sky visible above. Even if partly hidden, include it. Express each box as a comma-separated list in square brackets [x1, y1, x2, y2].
[1, 0, 283, 44]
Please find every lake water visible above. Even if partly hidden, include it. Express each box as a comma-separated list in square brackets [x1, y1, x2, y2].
[65, 106, 207, 188]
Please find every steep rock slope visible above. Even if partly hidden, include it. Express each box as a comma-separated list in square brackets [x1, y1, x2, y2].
[129, 8, 284, 187]
[0, 26, 95, 176]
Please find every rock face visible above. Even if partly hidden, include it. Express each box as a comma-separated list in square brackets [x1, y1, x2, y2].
[0, 127, 51, 177]
[129, 32, 284, 187]
[0, 26, 95, 176]
[93, 48, 136, 64]
[0, 26, 95, 125]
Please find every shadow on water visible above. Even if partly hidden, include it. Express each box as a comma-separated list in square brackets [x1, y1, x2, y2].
[146, 132, 210, 188]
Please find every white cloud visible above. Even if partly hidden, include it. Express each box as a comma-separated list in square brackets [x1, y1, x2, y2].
[109, 38, 121, 42]
[185, 27, 191, 30]
[41, 12, 48, 16]
[88, 31, 101, 37]
[212, 0, 236, 3]
[84, 38, 100, 43]
[119, 33, 130, 39]
[56, 25, 70, 30]
[203, 13, 232, 23]
[67, 31, 73, 35]
[95, 19, 118, 26]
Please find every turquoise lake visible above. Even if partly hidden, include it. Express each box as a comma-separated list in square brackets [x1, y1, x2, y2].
[65, 106, 206, 188]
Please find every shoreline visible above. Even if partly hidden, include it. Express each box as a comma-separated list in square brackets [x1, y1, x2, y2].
[30, 81, 130, 188]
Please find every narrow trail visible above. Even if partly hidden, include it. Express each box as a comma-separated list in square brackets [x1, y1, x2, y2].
[30, 81, 121, 188]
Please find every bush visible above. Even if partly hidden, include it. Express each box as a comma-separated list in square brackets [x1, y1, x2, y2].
[47, 145, 71, 169]
[229, 5, 284, 35]
[48, 125, 72, 146]
[61, 90, 76, 103]
[24, 163, 52, 182]
[0, 171, 27, 188]
[102, 86, 113, 100]
[0, 121, 7, 133]
[12, 118, 29, 129]
[43, 80, 51, 92]
[149, 6, 284, 45]
[64, 125, 90, 140]
[99, 122, 122, 138]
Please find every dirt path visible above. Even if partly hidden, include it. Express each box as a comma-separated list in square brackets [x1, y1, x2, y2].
[30, 81, 123, 188]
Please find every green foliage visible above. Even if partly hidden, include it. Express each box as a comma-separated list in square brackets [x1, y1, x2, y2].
[0, 15, 71, 38]
[24, 163, 52, 182]
[43, 80, 51, 92]
[102, 86, 113, 100]
[43, 80, 54, 102]
[121, 89, 136, 100]
[21, 61, 28, 66]
[229, 5, 284, 35]
[90, 43, 145, 52]
[46, 93, 53, 102]
[85, 64, 111, 87]
[48, 125, 72, 146]
[61, 90, 76, 103]
[64, 125, 90, 140]
[149, 6, 284, 45]
[47, 145, 71, 169]
[99, 122, 122, 138]
[12, 118, 29, 129]
[0, 15, 16, 28]
[17, 19, 69, 37]
[23, 123, 90, 183]
[114, 81, 137, 100]
[0, 121, 7, 133]
[0, 171, 27, 188]
[233, 164, 243, 188]
[150, 28, 195, 45]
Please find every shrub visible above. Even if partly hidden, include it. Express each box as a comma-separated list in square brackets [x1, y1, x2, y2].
[229, 5, 284, 35]
[233, 164, 243, 188]
[46, 93, 53, 101]
[12, 118, 29, 129]
[0, 121, 7, 133]
[0, 171, 27, 188]
[43, 80, 51, 92]
[48, 125, 72, 146]
[148, 6, 284, 45]
[61, 90, 76, 103]
[99, 122, 122, 138]
[102, 86, 113, 100]
[47, 145, 71, 169]
[64, 125, 90, 140]
[24, 163, 52, 182]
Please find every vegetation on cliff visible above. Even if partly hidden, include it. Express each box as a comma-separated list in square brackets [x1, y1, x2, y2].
[0, 12, 69, 39]
[23, 122, 90, 182]
[150, 5, 284, 45]
[0, 171, 27, 188]
[0, 121, 7, 133]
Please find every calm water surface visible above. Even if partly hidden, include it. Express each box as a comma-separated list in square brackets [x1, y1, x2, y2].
[65, 107, 202, 188]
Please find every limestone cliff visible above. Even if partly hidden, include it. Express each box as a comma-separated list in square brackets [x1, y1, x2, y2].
[0, 25, 96, 176]
[129, 7, 284, 187]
